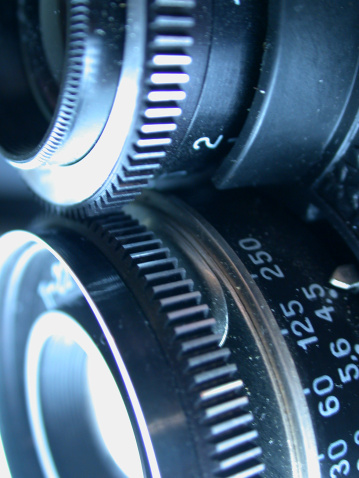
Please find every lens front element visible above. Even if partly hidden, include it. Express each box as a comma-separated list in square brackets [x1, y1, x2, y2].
[25, 310, 143, 478]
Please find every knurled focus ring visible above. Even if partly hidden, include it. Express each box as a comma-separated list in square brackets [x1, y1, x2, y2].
[85, 209, 265, 477]
[97, 0, 197, 210]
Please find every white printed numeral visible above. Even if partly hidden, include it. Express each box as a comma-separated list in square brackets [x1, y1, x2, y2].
[193, 135, 224, 150]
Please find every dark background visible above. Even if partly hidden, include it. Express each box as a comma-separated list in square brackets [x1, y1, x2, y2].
[0, 160, 36, 234]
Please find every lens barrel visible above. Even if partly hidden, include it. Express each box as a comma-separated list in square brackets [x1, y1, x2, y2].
[1, 0, 359, 220]
[0, 0, 200, 208]
[0, 189, 358, 477]
[0, 0, 267, 211]
[1, 1, 359, 476]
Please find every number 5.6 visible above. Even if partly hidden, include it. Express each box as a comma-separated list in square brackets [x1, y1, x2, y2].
[338, 364, 359, 384]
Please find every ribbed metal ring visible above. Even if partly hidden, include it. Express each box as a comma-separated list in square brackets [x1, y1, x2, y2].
[85, 208, 265, 477]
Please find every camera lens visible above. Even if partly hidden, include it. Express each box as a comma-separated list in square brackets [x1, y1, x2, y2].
[0, 0, 129, 172]
[0, 0, 267, 210]
[1, 189, 358, 477]
[1, 1, 359, 217]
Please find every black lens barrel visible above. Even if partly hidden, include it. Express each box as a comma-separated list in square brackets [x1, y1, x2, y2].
[1, 189, 359, 477]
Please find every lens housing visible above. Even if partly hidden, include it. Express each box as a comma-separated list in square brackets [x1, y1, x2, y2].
[1, 189, 358, 477]
[0, 0, 195, 208]
[0, 0, 267, 211]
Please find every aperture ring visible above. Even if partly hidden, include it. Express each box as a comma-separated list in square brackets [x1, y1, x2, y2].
[86, 209, 265, 477]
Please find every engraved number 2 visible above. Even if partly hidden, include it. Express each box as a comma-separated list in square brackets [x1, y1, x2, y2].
[193, 135, 224, 151]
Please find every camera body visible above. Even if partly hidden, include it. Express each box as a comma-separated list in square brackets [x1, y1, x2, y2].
[0, 1, 359, 478]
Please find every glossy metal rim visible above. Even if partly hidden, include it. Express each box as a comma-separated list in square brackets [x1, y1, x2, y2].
[83, 207, 265, 477]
